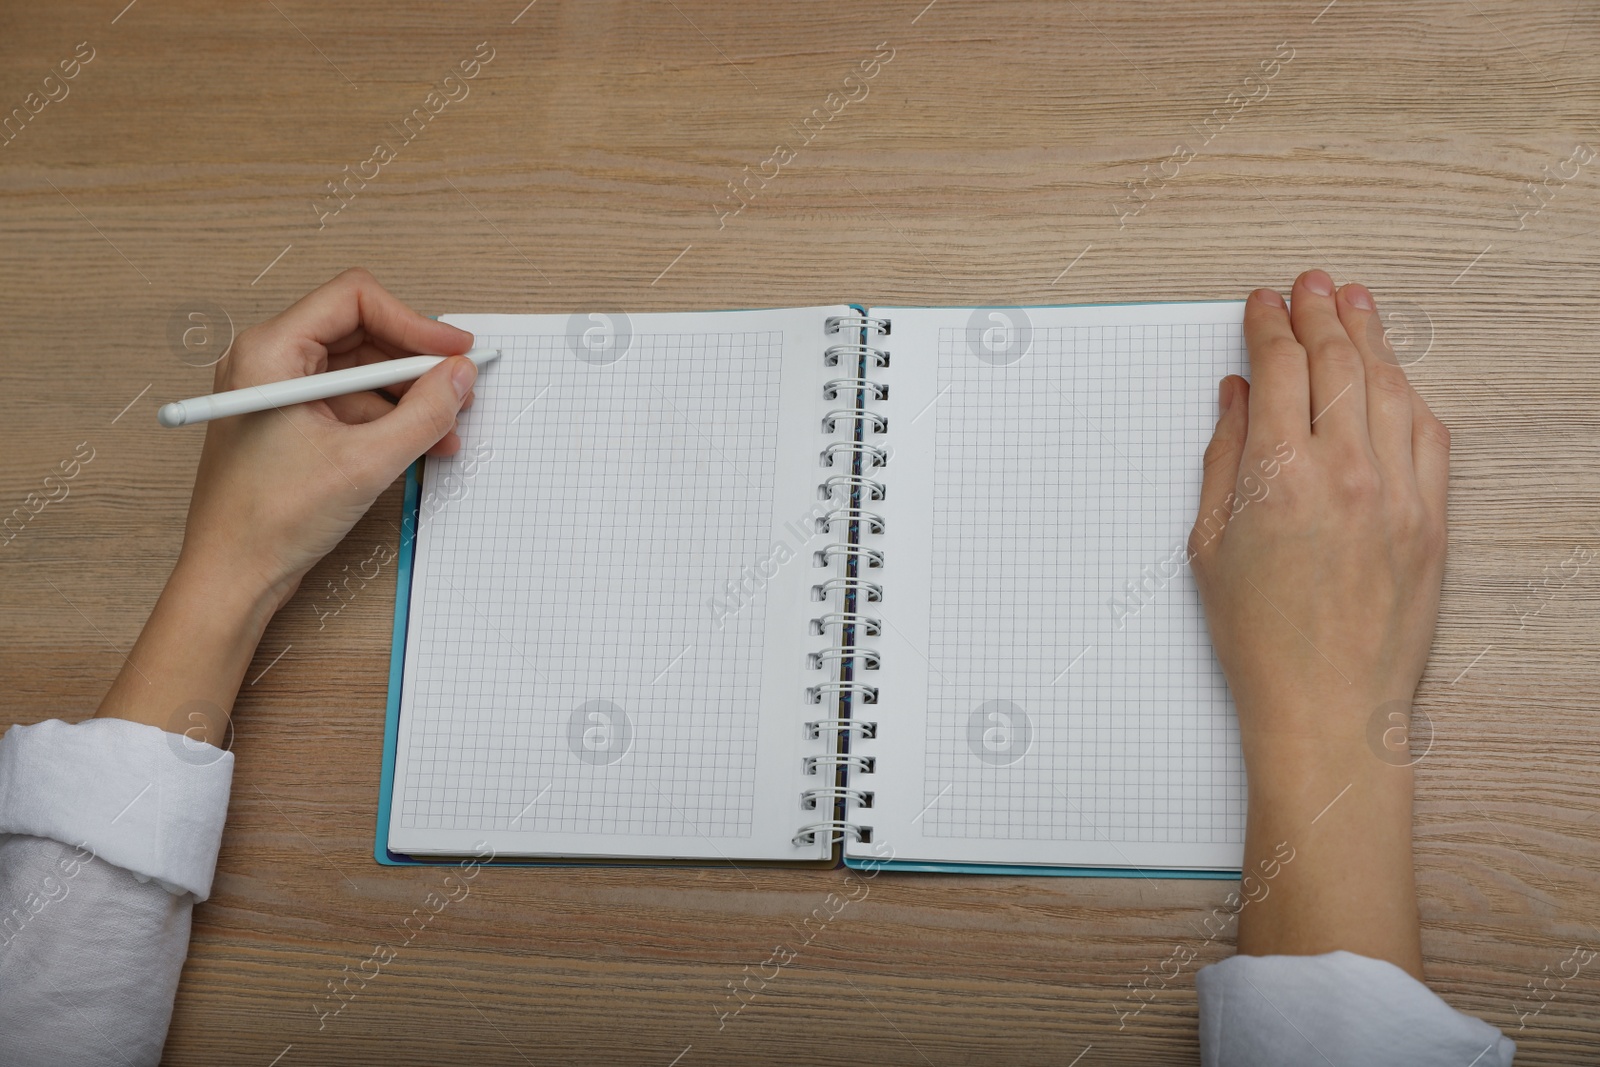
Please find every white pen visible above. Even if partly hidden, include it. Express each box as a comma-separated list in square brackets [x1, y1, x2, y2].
[156, 348, 502, 427]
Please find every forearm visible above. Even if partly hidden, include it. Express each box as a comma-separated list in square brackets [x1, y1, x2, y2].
[1236, 730, 1422, 978]
[3, 559, 263, 1067]
[94, 551, 279, 745]
[1204, 739, 1505, 1065]
[0, 271, 467, 1067]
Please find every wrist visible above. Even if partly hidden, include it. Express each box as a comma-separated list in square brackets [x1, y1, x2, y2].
[1236, 736, 1421, 977]
[1247, 744, 1413, 820]
[167, 549, 285, 641]
[1234, 684, 1421, 761]
[175, 543, 297, 627]
[94, 549, 282, 734]
[1242, 709, 1412, 769]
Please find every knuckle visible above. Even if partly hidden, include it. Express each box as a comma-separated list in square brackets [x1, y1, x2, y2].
[1189, 501, 1231, 552]
[1262, 471, 1302, 511]
[1332, 460, 1381, 503]
[1314, 338, 1362, 368]
[1417, 415, 1450, 452]
[1260, 336, 1305, 364]
[216, 325, 263, 386]
[1395, 492, 1447, 558]
[1186, 521, 1222, 567]
[1366, 363, 1411, 406]
[232, 323, 265, 355]
[1391, 497, 1426, 540]
[1202, 434, 1235, 473]
[424, 402, 456, 441]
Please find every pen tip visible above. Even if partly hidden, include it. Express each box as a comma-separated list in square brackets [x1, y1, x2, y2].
[157, 402, 185, 428]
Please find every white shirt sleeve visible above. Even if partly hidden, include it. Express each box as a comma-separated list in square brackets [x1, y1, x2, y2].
[1197, 951, 1515, 1066]
[0, 718, 234, 1067]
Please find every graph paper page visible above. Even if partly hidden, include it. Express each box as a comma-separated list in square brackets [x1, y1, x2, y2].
[389, 308, 851, 861]
[851, 303, 1249, 870]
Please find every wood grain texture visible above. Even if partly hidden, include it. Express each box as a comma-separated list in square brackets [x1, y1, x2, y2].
[2, 0, 1598, 1063]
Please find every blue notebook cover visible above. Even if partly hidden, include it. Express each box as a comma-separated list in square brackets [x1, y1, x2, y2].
[374, 460, 421, 867]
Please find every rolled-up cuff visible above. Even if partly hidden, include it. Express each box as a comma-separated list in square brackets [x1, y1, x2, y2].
[1198, 951, 1513, 1067]
[0, 718, 233, 900]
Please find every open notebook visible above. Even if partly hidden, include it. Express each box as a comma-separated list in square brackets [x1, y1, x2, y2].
[378, 302, 1248, 875]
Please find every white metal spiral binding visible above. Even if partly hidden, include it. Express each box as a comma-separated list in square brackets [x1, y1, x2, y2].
[792, 821, 872, 847]
[822, 441, 887, 469]
[811, 611, 881, 636]
[813, 577, 883, 602]
[820, 474, 886, 501]
[821, 409, 888, 434]
[822, 377, 889, 401]
[804, 754, 876, 774]
[824, 343, 890, 368]
[807, 681, 879, 705]
[804, 718, 878, 740]
[800, 786, 875, 809]
[807, 647, 881, 670]
[814, 543, 884, 570]
[796, 313, 892, 852]
[818, 506, 885, 535]
[825, 314, 891, 336]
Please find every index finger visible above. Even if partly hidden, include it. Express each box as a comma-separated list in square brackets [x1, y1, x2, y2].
[1241, 287, 1310, 448]
[262, 267, 473, 356]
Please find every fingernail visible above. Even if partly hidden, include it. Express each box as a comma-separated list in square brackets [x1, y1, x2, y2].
[1219, 377, 1234, 414]
[450, 357, 477, 399]
[1345, 283, 1375, 310]
[1303, 270, 1334, 296]
[1253, 288, 1287, 308]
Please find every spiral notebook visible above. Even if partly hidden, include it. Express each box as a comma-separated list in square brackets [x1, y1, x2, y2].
[377, 302, 1249, 875]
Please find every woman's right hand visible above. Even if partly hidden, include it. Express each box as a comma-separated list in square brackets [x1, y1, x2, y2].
[1187, 269, 1450, 975]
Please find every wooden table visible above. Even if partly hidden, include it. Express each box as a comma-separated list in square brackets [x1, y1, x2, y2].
[3, 1, 1598, 1062]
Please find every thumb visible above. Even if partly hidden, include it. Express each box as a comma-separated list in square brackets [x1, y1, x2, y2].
[357, 356, 476, 475]
[1188, 375, 1249, 561]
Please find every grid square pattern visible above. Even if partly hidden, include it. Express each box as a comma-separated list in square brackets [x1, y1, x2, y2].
[922, 322, 1247, 844]
[399, 331, 783, 839]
